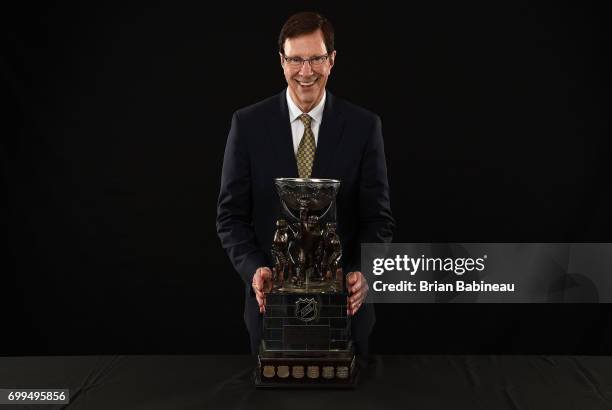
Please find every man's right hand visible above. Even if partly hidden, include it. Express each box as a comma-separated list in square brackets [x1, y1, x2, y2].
[252, 267, 272, 313]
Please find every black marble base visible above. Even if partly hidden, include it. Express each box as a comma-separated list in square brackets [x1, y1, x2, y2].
[257, 291, 355, 387]
[262, 292, 350, 351]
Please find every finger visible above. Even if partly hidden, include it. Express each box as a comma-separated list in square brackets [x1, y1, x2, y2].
[255, 267, 270, 281]
[348, 298, 362, 314]
[255, 292, 267, 306]
[253, 277, 262, 291]
[256, 295, 266, 312]
[348, 285, 362, 297]
[254, 285, 265, 298]
[349, 298, 362, 312]
[349, 290, 364, 305]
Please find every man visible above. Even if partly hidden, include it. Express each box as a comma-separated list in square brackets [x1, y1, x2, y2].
[216, 12, 394, 355]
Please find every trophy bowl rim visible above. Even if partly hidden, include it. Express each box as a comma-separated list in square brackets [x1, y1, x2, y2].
[274, 177, 341, 184]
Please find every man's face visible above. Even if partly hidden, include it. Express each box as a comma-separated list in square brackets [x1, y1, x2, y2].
[280, 29, 335, 112]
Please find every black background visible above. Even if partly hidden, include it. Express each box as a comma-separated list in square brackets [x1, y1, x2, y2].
[2, 1, 611, 354]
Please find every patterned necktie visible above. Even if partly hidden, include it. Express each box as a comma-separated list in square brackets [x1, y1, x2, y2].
[296, 113, 316, 178]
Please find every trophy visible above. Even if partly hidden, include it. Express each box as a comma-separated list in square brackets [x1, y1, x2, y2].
[255, 178, 357, 387]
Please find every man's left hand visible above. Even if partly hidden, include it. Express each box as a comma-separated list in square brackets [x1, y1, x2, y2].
[346, 271, 369, 316]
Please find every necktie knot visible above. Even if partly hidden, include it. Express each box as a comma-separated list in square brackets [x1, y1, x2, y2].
[299, 113, 312, 128]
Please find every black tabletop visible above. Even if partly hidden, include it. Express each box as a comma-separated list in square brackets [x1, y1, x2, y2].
[1, 355, 611, 409]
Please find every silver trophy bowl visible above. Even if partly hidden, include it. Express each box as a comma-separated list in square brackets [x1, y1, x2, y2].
[274, 178, 340, 219]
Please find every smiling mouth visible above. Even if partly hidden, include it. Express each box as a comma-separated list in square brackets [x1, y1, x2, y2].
[296, 78, 317, 88]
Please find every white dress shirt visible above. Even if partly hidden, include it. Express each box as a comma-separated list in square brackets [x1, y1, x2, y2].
[286, 88, 326, 155]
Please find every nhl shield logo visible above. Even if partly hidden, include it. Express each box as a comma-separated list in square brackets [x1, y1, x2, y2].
[295, 298, 318, 322]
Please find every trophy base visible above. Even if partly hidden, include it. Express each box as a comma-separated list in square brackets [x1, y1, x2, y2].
[254, 341, 358, 388]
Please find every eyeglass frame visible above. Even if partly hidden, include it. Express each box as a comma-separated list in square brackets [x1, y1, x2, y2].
[282, 53, 331, 67]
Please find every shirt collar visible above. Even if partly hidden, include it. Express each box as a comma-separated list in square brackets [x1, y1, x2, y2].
[286, 88, 326, 124]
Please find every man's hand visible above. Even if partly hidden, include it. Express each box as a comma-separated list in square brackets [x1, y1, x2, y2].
[346, 271, 369, 316]
[252, 267, 272, 313]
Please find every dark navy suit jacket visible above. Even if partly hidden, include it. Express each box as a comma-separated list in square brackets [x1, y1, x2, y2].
[216, 90, 394, 346]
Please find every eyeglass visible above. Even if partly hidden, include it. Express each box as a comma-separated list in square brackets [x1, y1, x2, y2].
[283, 54, 329, 67]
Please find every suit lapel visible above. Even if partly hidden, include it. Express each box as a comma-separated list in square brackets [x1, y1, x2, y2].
[269, 91, 298, 178]
[311, 91, 345, 178]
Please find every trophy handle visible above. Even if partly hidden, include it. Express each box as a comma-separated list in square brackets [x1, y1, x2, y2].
[281, 199, 334, 222]
[318, 202, 333, 220]
[281, 200, 300, 222]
